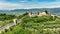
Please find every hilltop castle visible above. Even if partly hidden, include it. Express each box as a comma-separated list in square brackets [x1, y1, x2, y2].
[28, 10, 50, 17]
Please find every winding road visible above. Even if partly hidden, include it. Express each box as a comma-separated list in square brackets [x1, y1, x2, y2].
[0, 15, 26, 33]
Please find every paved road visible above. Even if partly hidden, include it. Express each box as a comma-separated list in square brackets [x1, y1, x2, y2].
[0, 16, 26, 33]
[51, 14, 60, 18]
[0, 23, 14, 33]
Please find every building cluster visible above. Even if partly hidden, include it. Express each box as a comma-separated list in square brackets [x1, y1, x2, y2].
[28, 10, 50, 17]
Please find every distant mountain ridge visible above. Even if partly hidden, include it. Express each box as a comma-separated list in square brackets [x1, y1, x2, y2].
[11, 8, 60, 15]
[0, 8, 60, 15]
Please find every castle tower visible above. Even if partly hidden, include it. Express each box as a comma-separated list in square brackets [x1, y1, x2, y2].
[38, 10, 48, 16]
[13, 19, 17, 25]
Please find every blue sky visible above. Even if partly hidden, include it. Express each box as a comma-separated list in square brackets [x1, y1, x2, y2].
[3, 0, 55, 2]
[0, 0, 60, 10]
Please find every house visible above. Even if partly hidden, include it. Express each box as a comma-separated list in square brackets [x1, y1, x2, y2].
[28, 10, 49, 17]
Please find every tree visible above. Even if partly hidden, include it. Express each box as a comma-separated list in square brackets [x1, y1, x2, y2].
[23, 12, 28, 16]
[45, 10, 48, 14]
[5, 29, 8, 32]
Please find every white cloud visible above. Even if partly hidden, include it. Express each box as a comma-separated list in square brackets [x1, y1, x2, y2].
[0, 2, 23, 10]
[19, 0, 29, 2]
[0, 1, 60, 10]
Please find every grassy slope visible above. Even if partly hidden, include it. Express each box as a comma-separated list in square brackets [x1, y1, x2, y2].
[0, 14, 16, 27]
[1, 16, 60, 34]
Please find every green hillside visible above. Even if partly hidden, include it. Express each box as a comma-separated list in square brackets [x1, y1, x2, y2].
[0, 14, 16, 27]
[1, 15, 60, 34]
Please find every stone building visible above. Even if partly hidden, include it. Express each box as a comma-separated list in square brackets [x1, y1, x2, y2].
[29, 12, 38, 17]
[13, 19, 17, 25]
[28, 10, 49, 17]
